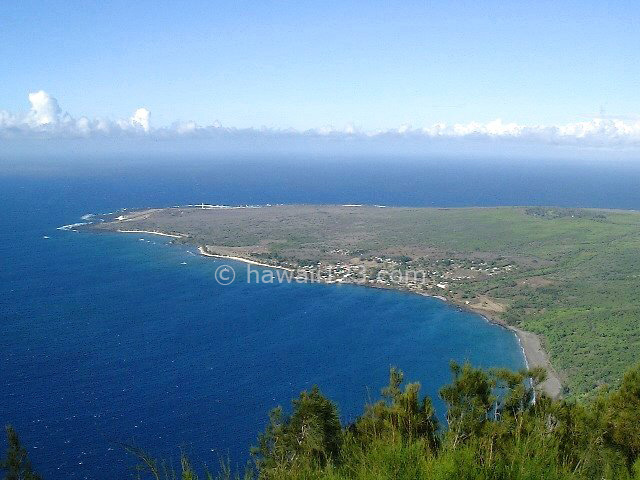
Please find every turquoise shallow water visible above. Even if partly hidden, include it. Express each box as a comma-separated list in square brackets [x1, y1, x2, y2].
[9, 155, 636, 478]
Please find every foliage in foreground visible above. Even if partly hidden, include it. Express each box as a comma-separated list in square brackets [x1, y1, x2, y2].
[0, 426, 41, 480]
[3, 363, 639, 479]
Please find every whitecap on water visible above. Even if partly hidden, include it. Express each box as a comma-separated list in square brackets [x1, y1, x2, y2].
[57, 222, 90, 231]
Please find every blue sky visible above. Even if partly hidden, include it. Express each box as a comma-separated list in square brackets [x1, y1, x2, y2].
[2, 0, 639, 128]
[1, 1, 639, 155]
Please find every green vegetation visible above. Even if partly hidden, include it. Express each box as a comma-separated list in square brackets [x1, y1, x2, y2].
[7, 363, 639, 480]
[0, 426, 41, 480]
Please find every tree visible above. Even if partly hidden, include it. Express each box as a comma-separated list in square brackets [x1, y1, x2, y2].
[352, 367, 439, 451]
[493, 367, 545, 417]
[439, 361, 495, 447]
[606, 363, 640, 460]
[0, 425, 41, 480]
[253, 386, 342, 477]
[383, 367, 439, 447]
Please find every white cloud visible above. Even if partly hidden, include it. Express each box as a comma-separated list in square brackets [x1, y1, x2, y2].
[2, 91, 640, 149]
[0, 91, 151, 139]
[27, 90, 61, 125]
[130, 108, 150, 132]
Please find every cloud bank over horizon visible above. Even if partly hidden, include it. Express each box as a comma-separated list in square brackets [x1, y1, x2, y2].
[2, 91, 640, 150]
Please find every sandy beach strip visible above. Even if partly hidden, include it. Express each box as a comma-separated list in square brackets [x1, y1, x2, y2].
[198, 246, 295, 271]
[508, 326, 563, 398]
[473, 311, 563, 398]
[116, 229, 185, 238]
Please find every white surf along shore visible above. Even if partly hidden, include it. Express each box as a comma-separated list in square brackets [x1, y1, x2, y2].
[116, 229, 186, 239]
[198, 246, 295, 271]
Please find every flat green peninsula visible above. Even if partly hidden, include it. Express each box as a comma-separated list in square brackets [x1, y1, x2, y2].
[90, 205, 640, 398]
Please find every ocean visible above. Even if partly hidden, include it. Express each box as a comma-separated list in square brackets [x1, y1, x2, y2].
[2, 155, 640, 479]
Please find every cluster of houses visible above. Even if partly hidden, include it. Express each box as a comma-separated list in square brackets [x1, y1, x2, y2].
[283, 256, 516, 294]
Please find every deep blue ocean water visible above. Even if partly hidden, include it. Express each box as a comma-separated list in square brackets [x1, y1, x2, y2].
[2, 156, 640, 479]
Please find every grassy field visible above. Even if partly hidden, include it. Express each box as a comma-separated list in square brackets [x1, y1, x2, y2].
[92, 205, 640, 397]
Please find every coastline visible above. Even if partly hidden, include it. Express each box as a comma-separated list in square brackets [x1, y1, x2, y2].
[116, 229, 186, 238]
[198, 246, 295, 271]
[467, 310, 563, 398]
[508, 325, 563, 397]
[93, 218, 564, 399]
[194, 244, 563, 398]
[420, 292, 562, 398]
